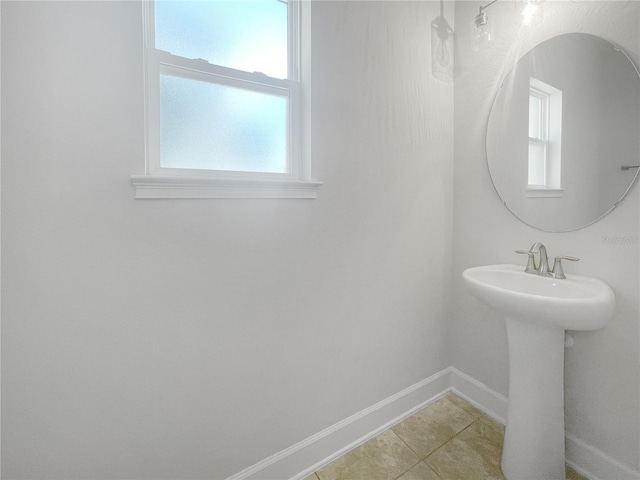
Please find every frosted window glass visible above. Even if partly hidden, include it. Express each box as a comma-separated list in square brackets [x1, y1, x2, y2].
[528, 141, 547, 186]
[160, 74, 288, 173]
[155, 1, 288, 79]
[529, 95, 542, 138]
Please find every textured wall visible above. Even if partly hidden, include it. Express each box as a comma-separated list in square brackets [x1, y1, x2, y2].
[1, 1, 454, 478]
[453, 0, 640, 471]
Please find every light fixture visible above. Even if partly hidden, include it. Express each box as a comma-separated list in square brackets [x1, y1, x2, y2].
[471, 0, 498, 52]
[522, 0, 544, 27]
[471, 0, 545, 51]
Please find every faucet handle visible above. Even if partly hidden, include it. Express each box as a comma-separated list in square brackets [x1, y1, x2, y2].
[515, 250, 537, 273]
[552, 256, 579, 279]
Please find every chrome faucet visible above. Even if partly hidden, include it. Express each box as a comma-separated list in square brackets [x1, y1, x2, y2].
[530, 241, 550, 275]
[515, 242, 579, 279]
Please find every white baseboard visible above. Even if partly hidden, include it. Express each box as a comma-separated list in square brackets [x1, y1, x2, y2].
[225, 366, 640, 480]
[566, 433, 640, 480]
[227, 367, 453, 480]
[448, 366, 508, 425]
[449, 367, 640, 480]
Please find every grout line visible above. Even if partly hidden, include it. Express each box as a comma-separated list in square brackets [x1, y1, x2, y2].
[425, 461, 443, 480]
[313, 391, 589, 480]
[368, 428, 423, 480]
[390, 459, 444, 480]
[389, 457, 422, 480]
[316, 394, 503, 480]
[391, 423, 424, 462]
[392, 393, 479, 464]
[417, 397, 478, 461]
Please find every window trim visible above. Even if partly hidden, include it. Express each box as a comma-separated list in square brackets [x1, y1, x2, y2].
[527, 87, 550, 187]
[527, 77, 562, 198]
[130, 175, 321, 199]
[132, 0, 320, 199]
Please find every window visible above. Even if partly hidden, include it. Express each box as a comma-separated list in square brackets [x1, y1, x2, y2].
[527, 77, 563, 198]
[132, 0, 320, 199]
[527, 87, 548, 186]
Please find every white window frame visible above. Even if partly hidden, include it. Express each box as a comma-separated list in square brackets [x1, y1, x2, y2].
[131, 0, 320, 199]
[527, 87, 550, 185]
[527, 77, 564, 198]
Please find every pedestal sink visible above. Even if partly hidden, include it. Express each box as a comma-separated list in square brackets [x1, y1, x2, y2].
[462, 264, 615, 480]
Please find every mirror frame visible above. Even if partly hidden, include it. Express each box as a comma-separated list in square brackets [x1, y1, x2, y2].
[485, 33, 640, 232]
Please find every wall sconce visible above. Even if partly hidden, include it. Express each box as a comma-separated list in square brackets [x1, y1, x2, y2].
[472, 0, 545, 51]
[471, 0, 498, 52]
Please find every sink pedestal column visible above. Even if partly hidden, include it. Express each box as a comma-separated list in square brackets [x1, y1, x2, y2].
[502, 317, 566, 480]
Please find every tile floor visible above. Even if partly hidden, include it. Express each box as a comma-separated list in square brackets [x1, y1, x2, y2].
[304, 394, 586, 480]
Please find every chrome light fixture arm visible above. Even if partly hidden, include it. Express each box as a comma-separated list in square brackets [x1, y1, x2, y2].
[472, 0, 544, 51]
[474, 0, 499, 27]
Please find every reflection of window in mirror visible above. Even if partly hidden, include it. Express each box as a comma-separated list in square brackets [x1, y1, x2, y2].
[527, 77, 564, 198]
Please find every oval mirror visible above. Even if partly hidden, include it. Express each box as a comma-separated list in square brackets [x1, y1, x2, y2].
[486, 33, 640, 232]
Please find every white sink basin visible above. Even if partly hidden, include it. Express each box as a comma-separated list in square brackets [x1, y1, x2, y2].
[463, 263, 615, 331]
[462, 263, 615, 480]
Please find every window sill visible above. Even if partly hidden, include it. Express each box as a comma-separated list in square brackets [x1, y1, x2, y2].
[526, 187, 565, 198]
[130, 175, 322, 199]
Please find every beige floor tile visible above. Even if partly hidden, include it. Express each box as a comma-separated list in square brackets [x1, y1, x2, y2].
[446, 394, 483, 418]
[396, 461, 441, 480]
[447, 394, 505, 435]
[476, 412, 505, 435]
[566, 466, 588, 480]
[316, 429, 420, 480]
[312, 395, 586, 480]
[425, 420, 505, 480]
[302, 474, 319, 480]
[392, 396, 476, 458]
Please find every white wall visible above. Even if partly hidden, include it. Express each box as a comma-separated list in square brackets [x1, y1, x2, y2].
[1, 1, 454, 478]
[453, 0, 640, 472]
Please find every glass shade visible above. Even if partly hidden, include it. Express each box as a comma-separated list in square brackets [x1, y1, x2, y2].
[471, 12, 493, 52]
